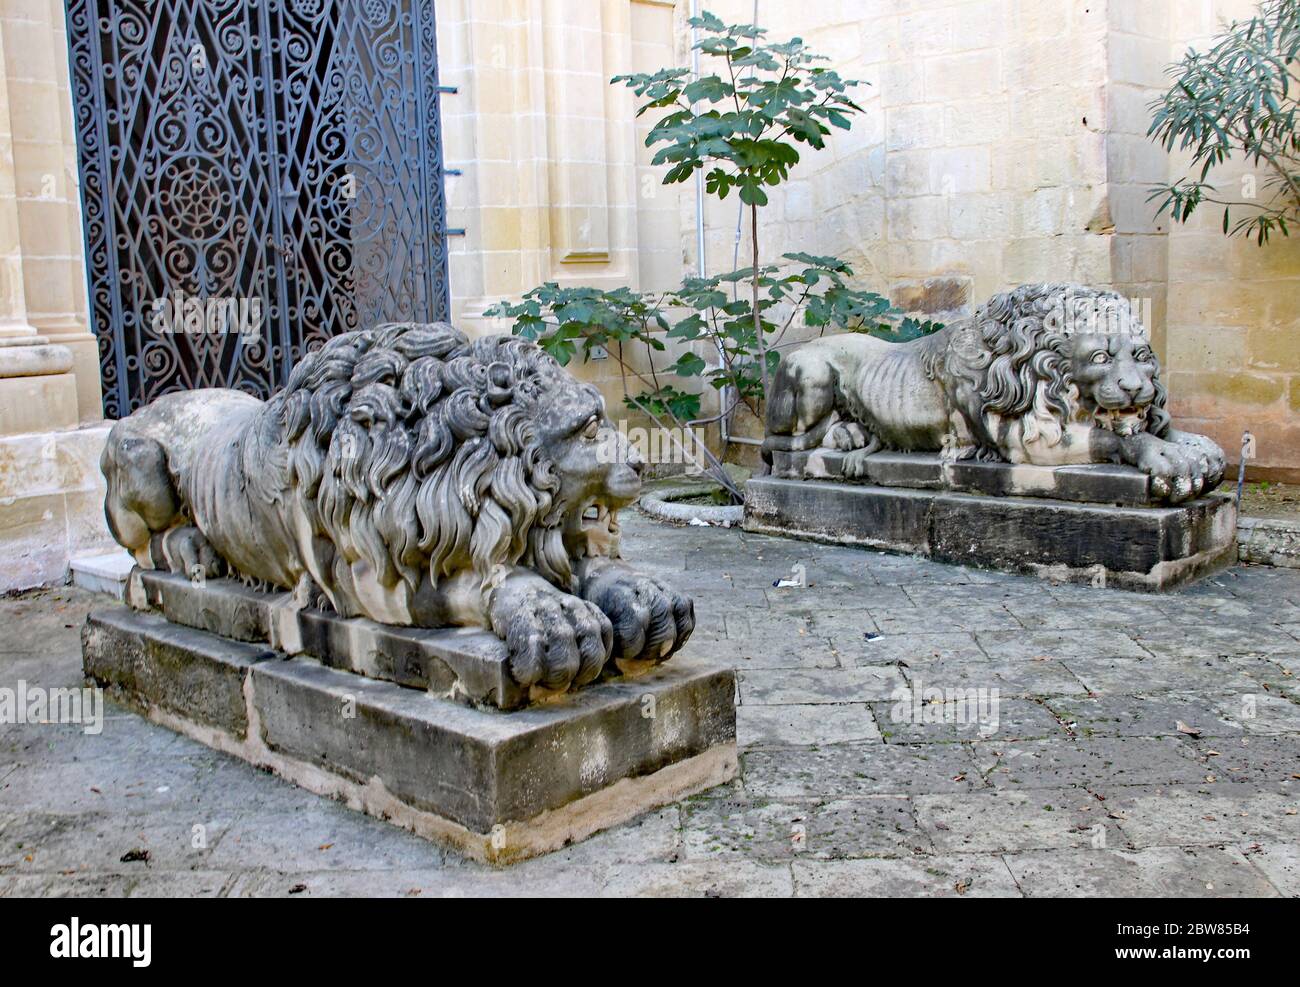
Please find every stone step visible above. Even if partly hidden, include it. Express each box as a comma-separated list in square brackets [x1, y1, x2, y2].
[769, 449, 1156, 506]
[744, 476, 1238, 591]
[68, 550, 134, 599]
[82, 606, 737, 864]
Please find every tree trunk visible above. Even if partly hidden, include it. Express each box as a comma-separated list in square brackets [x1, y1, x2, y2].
[751, 201, 769, 407]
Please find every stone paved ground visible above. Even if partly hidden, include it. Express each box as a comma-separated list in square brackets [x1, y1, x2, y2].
[2, 510, 1298, 897]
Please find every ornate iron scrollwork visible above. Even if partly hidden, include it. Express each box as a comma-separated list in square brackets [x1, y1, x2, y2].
[66, 0, 450, 417]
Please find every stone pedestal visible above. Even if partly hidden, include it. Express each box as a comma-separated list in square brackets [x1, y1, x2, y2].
[82, 574, 738, 864]
[747, 451, 1237, 591]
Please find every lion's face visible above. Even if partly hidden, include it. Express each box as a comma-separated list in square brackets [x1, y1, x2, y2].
[531, 379, 645, 516]
[1064, 331, 1158, 437]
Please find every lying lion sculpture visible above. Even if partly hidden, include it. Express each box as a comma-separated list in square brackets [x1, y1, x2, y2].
[764, 283, 1225, 503]
[101, 322, 693, 692]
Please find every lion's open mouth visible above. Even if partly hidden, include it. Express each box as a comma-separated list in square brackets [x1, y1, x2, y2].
[574, 501, 621, 556]
[1093, 404, 1149, 437]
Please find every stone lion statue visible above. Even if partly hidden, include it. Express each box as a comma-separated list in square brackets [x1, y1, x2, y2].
[101, 322, 693, 692]
[763, 283, 1226, 503]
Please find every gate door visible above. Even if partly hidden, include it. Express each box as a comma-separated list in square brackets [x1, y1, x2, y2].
[66, 0, 451, 417]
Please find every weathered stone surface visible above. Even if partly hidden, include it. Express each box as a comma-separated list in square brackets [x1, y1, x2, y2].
[1238, 515, 1300, 569]
[914, 788, 1108, 853]
[253, 651, 736, 834]
[1004, 846, 1279, 897]
[971, 737, 1209, 789]
[763, 285, 1228, 505]
[82, 608, 274, 736]
[682, 795, 927, 859]
[771, 449, 1157, 506]
[16, 517, 1300, 896]
[80, 604, 737, 862]
[100, 323, 695, 701]
[791, 854, 1022, 897]
[744, 476, 1237, 591]
[735, 702, 881, 747]
[130, 569, 526, 709]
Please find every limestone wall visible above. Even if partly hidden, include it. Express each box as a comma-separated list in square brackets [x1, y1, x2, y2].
[0, 1, 114, 592]
[673, 0, 1298, 474]
[1162, 0, 1300, 482]
[435, 0, 691, 427]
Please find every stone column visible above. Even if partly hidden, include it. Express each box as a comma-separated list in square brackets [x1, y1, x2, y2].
[0, 0, 102, 427]
[0, 2, 114, 592]
[0, 22, 79, 434]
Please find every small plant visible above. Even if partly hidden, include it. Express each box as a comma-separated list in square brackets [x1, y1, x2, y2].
[1147, 0, 1300, 243]
[488, 12, 940, 501]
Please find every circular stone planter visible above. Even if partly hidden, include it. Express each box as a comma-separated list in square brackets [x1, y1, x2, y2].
[638, 484, 745, 527]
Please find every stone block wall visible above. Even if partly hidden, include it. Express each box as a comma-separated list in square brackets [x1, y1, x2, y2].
[673, 0, 1299, 475]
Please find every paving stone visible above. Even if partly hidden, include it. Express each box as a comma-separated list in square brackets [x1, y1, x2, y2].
[7, 516, 1299, 895]
[792, 853, 1022, 897]
[1103, 785, 1300, 846]
[0, 873, 138, 897]
[0, 708, 189, 763]
[766, 584, 912, 612]
[1062, 655, 1271, 696]
[735, 703, 880, 747]
[899, 655, 1088, 698]
[737, 667, 906, 705]
[866, 557, 1007, 586]
[226, 868, 495, 898]
[1004, 846, 1280, 897]
[1006, 595, 1173, 632]
[209, 802, 447, 872]
[971, 737, 1208, 790]
[1155, 592, 1300, 626]
[901, 580, 1054, 610]
[682, 795, 927, 860]
[872, 604, 1023, 635]
[833, 632, 987, 667]
[977, 628, 1149, 661]
[1176, 735, 1300, 787]
[0, 746, 318, 817]
[723, 609, 822, 640]
[1133, 621, 1300, 659]
[687, 635, 839, 670]
[742, 742, 979, 798]
[914, 788, 1109, 852]
[871, 698, 1067, 743]
[1046, 693, 1249, 739]
[1239, 843, 1300, 896]
[0, 810, 239, 873]
[597, 859, 795, 897]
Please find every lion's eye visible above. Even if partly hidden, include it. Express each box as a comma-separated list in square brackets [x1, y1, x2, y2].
[581, 418, 600, 440]
[1090, 351, 1110, 365]
[1134, 349, 1153, 362]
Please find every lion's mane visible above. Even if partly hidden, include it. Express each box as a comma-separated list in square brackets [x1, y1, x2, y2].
[940, 283, 1171, 456]
[245, 322, 577, 607]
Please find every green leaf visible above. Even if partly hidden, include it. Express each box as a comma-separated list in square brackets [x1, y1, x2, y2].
[673, 351, 708, 377]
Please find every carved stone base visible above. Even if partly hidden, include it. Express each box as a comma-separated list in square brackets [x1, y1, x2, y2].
[82, 607, 737, 865]
[745, 466, 1238, 591]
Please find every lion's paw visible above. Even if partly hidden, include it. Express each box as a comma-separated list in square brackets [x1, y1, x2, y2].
[824, 421, 877, 452]
[500, 587, 613, 691]
[585, 571, 695, 665]
[1133, 437, 1211, 504]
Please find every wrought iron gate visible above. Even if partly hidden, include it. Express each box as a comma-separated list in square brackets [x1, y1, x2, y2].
[66, 0, 451, 418]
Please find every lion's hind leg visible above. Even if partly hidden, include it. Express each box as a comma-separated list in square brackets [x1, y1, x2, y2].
[762, 349, 842, 454]
[153, 525, 226, 582]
